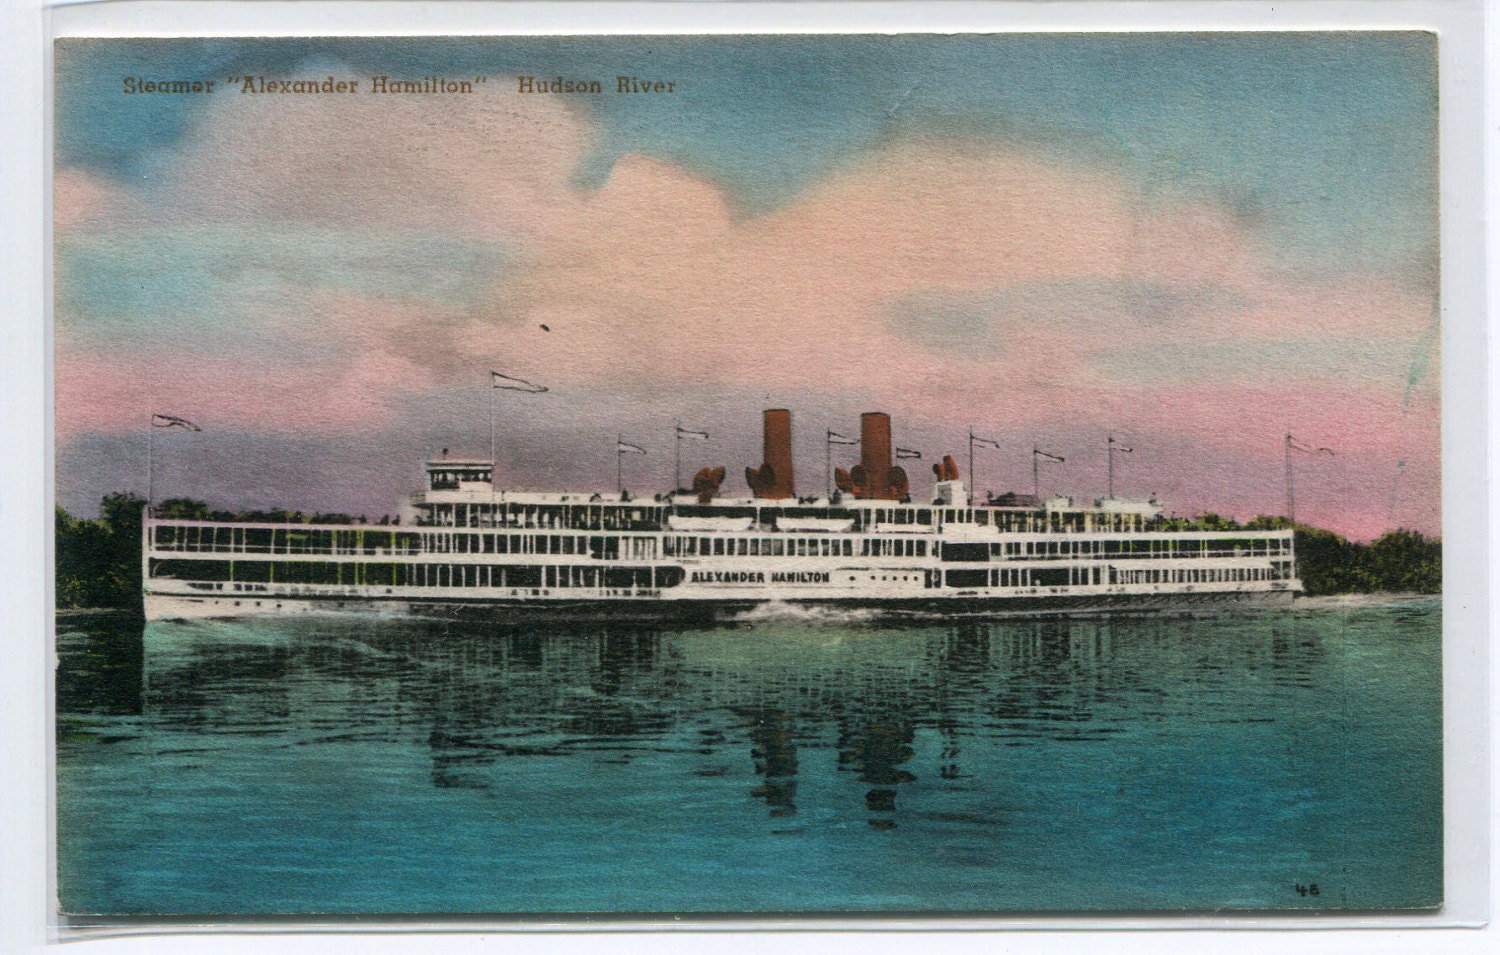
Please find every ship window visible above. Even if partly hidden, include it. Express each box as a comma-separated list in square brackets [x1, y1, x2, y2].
[771, 539, 785, 556]
[945, 569, 988, 588]
[918, 509, 931, 524]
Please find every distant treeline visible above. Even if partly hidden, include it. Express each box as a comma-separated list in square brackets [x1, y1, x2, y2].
[55, 494, 391, 611]
[55, 494, 1440, 611]
[1163, 514, 1442, 596]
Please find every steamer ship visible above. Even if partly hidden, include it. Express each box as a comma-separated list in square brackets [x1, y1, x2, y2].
[141, 410, 1300, 621]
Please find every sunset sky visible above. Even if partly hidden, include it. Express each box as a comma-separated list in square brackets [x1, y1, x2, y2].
[54, 34, 1439, 539]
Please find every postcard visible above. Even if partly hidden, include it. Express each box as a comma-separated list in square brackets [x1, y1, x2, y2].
[53, 32, 1444, 919]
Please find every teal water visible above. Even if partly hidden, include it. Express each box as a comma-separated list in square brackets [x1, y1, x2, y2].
[56, 602, 1442, 915]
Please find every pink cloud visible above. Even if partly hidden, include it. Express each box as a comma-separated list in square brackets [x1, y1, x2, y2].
[54, 87, 1441, 537]
[56, 336, 434, 440]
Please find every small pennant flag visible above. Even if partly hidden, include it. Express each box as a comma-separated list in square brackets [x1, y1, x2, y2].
[827, 430, 858, 446]
[676, 427, 709, 440]
[152, 413, 201, 431]
[895, 447, 922, 460]
[1110, 435, 1133, 454]
[491, 371, 548, 394]
[617, 441, 647, 455]
[970, 433, 1000, 450]
[1289, 436, 1334, 456]
[1034, 448, 1065, 463]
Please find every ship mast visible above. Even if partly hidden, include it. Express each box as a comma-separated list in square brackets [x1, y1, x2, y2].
[967, 429, 1000, 506]
[1284, 433, 1333, 525]
[1107, 434, 1131, 500]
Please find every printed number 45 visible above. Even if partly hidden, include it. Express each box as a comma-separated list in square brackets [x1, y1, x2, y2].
[1294, 883, 1320, 897]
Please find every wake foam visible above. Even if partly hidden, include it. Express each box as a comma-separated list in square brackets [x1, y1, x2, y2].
[732, 601, 881, 627]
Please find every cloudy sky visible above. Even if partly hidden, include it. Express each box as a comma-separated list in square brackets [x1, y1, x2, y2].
[54, 35, 1438, 539]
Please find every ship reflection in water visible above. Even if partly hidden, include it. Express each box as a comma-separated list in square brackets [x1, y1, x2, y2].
[56, 603, 1441, 915]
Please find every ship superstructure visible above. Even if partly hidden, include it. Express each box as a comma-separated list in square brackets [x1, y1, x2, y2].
[142, 410, 1300, 620]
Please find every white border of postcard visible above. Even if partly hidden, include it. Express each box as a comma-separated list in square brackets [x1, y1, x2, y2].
[3, 1, 1492, 953]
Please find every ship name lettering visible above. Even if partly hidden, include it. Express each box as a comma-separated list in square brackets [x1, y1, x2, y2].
[235, 76, 359, 94]
[770, 571, 830, 584]
[690, 571, 767, 584]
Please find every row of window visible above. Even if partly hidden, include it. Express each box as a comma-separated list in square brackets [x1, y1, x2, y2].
[1114, 566, 1284, 585]
[154, 524, 1291, 564]
[943, 564, 1285, 589]
[150, 559, 675, 590]
[154, 527, 659, 560]
[432, 502, 661, 531]
[969, 538, 1288, 559]
[153, 525, 423, 555]
[944, 567, 1093, 588]
[152, 555, 1290, 590]
[663, 536, 928, 558]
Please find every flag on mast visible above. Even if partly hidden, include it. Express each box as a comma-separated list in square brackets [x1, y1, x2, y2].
[971, 434, 1000, 449]
[676, 427, 708, 440]
[1034, 449, 1064, 463]
[827, 430, 858, 445]
[895, 447, 922, 459]
[491, 371, 548, 393]
[616, 440, 647, 454]
[151, 413, 201, 431]
[1289, 436, 1334, 455]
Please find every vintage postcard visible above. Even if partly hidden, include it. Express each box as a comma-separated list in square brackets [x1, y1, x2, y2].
[54, 33, 1443, 918]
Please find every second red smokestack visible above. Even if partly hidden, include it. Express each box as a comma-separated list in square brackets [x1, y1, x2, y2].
[746, 408, 795, 499]
[860, 412, 893, 494]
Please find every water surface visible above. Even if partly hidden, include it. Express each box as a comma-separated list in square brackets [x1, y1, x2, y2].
[56, 602, 1442, 915]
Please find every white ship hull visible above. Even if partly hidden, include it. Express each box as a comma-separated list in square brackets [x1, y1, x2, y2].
[144, 578, 1297, 622]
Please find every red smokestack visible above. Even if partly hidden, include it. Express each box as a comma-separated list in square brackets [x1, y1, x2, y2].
[840, 410, 906, 497]
[848, 412, 906, 500]
[861, 412, 892, 489]
[746, 408, 795, 499]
